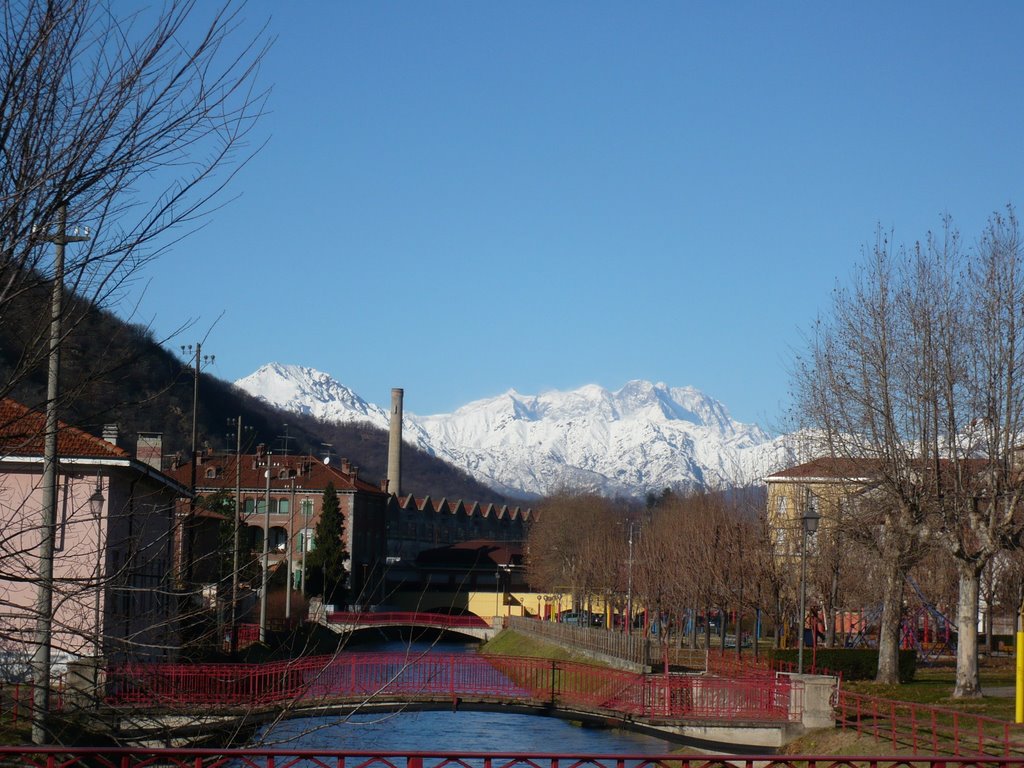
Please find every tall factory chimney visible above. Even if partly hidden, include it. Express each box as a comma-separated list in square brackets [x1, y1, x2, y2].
[387, 388, 404, 497]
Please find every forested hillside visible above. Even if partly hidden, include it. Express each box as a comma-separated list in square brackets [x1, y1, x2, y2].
[0, 283, 511, 503]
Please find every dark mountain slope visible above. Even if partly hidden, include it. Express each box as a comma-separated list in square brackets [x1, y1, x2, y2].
[0, 285, 513, 503]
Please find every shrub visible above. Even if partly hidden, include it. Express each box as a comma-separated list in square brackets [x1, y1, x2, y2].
[765, 648, 916, 682]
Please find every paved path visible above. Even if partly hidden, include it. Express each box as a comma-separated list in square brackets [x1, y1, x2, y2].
[985, 686, 1015, 697]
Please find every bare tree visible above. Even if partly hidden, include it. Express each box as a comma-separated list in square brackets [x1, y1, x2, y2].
[0, 0, 269, 742]
[525, 490, 623, 612]
[0, 0, 268, 401]
[793, 208, 1024, 695]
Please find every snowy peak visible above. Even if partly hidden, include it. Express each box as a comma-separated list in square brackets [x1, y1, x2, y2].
[234, 363, 388, 427]
[234, 363, 790, 498]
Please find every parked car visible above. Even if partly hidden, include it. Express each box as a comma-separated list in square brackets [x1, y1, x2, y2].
[559, 611, 603, 626]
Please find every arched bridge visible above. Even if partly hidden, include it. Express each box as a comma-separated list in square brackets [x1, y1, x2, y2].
[106, 652, 803, 749]
[324, 611, 497, 641]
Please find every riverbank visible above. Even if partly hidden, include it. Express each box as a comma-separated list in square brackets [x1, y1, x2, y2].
[480, 629, 613, 664]
[483, 628, 1024, 757]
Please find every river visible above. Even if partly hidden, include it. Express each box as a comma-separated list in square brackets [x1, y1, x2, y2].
[250, 639, 680, 753]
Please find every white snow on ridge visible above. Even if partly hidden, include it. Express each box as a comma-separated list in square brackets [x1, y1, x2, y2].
[234, 363, 793, 498]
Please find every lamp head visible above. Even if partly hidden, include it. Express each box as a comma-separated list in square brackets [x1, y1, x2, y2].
[802, 493, 821, 534]
[88, 483, 105, 517]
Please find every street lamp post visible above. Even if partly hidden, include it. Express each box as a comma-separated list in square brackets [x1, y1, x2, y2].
[797, 492, 821, 674]
[300, 495, 310, 597]
[626, 521, 635, 635]
[88, 481, 105, 702]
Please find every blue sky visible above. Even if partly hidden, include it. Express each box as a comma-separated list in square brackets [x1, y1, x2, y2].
[128, 2, 1024, 428]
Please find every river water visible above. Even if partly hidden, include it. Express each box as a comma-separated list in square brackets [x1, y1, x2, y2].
[251, 639, 679, 753]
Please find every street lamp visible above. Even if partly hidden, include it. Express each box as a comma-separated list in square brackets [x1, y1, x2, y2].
[88, 481, 105, 699]
[797, 491, 821, 674]
[626, 521, 636, 635]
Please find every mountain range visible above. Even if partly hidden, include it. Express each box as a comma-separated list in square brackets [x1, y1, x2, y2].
[235, 363, 793, 499]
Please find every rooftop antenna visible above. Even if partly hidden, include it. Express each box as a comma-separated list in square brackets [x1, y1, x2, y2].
[321, 442, 334, 465]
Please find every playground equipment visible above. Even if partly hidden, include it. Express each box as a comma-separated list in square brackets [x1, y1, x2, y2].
[842, 576, 956, 663]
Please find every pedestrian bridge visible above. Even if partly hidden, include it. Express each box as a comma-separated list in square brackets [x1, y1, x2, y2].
[105, 652, 808, 750]
[324, 611, 498, 641]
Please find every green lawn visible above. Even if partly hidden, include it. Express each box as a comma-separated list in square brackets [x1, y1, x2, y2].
[480, 628, 609, 664]
[843, 659, 1021, 721]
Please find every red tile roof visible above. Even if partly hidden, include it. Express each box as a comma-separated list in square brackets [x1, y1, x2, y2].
[167, 453, 388, 496]
[0, 398, 128, 459]
[766, 455, 989, 483]
[765, 457, 879, 481]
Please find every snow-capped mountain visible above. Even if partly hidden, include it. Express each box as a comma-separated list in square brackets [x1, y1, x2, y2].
[234, 363, 793, 498]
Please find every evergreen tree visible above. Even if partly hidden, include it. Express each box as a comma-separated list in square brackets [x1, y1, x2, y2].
[304, 482, 348, 608]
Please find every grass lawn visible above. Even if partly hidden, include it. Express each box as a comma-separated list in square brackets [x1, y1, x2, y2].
[480, 629, 609, 664]
[843, 657, 1020, 722]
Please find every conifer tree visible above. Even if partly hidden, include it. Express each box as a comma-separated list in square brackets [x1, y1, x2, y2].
[304, 482, 349, 608]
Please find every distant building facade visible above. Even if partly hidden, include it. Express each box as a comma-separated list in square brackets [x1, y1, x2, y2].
[171, 449, 533, 612]
[385, 494, 531, 562]
[168, 449, 389, 606]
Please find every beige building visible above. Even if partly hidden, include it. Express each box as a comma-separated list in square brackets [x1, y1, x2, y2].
[764, 457, 876, 557]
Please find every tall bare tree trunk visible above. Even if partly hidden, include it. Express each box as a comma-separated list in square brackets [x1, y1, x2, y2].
[954, 564, 982, 698]
[826, 563, 840, 647]
[876, 534, 905, 684]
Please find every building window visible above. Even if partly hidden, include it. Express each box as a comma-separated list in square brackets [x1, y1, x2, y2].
[775, 495, 788, 520]
[269, 527, 288, 552]
[255, 499, 288, 515]
[298, 528, 314, 552]
[301, 498, 314, 518]
[205, 467, 217, 479]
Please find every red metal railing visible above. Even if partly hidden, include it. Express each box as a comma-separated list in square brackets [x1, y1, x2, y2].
[0, 678, 65, 725]
[0, 748, 1021, 768]
[326, 611, 492, 628]
[105, 652, 800, 722]
[837, 689, 1024, 756]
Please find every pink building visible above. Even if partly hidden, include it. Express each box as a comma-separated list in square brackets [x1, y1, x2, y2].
[0, 399, 188, 678]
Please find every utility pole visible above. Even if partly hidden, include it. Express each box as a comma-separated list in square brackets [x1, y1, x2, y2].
[32, 203, 89, 745]
[259, 452, 272, 643]
[229, 416, 243, 657]
[180, 343, 213, 586]
[286, 477, 295, 621]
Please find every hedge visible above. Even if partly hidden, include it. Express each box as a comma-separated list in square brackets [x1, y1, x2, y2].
[765, 647, 917, 682]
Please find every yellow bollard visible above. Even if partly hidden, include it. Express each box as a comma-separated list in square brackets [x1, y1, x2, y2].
[1016, 628, 1023, 723]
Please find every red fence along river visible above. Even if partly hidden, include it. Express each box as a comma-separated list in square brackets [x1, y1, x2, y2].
[0, 748, 1023, 768]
